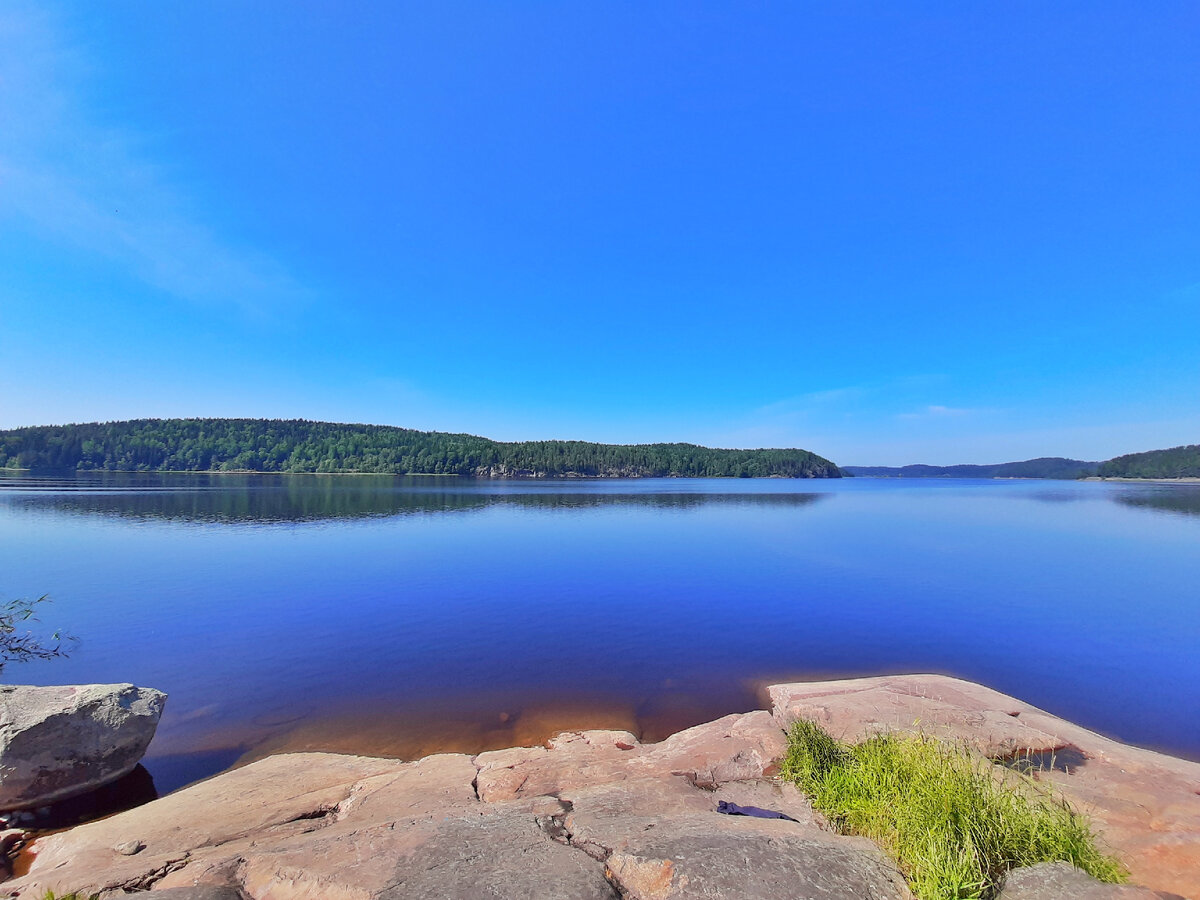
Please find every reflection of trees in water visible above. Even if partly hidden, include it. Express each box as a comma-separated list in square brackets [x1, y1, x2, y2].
[1, 475, 826, 524]
[1113, 490, 1200, 518]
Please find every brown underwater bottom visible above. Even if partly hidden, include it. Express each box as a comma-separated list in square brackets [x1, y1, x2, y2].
[7, 674, 1199, 900]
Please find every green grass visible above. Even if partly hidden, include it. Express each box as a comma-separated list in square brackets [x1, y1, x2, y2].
[780, 720, 1126, 900]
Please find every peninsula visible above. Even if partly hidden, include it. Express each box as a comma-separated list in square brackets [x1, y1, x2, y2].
[0, 419, 841, 479]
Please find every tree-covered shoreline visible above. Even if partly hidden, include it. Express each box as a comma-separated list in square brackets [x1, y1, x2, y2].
[0, 419, 842, 478]
[842, 457, 1099, 480]
[1097, 444, 1200, 479]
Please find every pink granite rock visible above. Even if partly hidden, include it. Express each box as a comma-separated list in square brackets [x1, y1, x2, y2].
[5, 716, 907, 899]
[5, 675, 1195, 900]
[770, 674, 1200, 898]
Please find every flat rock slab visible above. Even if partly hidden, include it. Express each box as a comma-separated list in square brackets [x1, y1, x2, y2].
[376, 814, 619, 900]
[997, 862, 1184, 900]
[6, 718, 909, 900]
[148, 887, 247, 900]
[0, 683, 166, 810]
[604, 826, 909, 900]
[560, 777, 908, 900]
[770, 674, 1200, 899]
[5, 675, 1195, 900]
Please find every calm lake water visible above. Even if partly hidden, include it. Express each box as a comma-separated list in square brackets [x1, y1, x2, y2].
[2, 473, 1198, 797]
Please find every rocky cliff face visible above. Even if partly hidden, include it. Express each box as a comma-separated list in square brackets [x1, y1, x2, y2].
[5, 676, 1197, 899]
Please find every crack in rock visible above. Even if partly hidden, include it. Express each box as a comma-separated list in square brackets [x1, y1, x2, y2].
[112, 852, 192, 892]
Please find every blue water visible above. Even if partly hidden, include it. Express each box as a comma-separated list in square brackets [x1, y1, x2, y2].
[2, 474, 1198, 795]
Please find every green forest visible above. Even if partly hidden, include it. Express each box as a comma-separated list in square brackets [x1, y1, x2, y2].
[1097, 445, 1200, 479]
[0, 419, 842, 478]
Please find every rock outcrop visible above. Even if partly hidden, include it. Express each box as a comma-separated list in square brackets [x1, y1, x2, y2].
[769, 675, 1200, 898]
[4, 676, 1197, 899]
[6, 713, 912, 899]
[0, 684, 166, 810]
[996, 861, 1176, 899]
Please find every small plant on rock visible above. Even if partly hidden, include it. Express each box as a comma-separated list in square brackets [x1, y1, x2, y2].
[781, 720, 1126, 900]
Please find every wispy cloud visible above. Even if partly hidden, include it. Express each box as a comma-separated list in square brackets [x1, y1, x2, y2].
[751, 385, 866, 418]
[0, 4, 309, 317]
[896, 404, 975, 420]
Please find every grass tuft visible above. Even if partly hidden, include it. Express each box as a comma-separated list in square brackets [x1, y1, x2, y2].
[780, 721, 1126, 900]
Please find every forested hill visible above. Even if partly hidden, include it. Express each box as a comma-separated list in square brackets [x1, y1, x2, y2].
[1097, 445, 1200, 479]
[0, 419, 842, 478]
[842, 457, 1099, 479]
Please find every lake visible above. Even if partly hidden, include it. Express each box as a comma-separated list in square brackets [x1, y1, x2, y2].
[2, 473, 1198, 798]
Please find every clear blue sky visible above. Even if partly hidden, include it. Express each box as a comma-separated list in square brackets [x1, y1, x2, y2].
[1, 2, 1197, 465]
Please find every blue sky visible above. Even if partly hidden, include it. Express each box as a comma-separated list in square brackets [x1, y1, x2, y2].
[1, 2, 1197, 465]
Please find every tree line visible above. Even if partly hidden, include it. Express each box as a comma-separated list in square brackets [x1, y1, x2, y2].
[0, 419, 842, 478]
[1097, 445, 1200, 479]
[841, 457, 1099, 479]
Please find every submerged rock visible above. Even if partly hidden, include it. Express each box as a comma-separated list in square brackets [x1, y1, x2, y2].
[0, 683, 166, 810]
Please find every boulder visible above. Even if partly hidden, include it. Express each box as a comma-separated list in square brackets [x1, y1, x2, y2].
[0, 683, 166, 809]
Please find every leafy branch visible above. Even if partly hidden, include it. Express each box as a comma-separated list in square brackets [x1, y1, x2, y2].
[0, 596, 75, 674]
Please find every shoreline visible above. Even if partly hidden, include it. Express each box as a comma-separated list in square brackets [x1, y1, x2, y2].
[7, 674, 1199, 899]
[0, 473, 843, 482]
[10, 468, 1200, 483]
[1084, 476, 1200, 484]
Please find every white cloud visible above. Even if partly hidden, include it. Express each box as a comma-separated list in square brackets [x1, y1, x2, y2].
[896, 404, 975, 420]
[0, 4, 309, 317]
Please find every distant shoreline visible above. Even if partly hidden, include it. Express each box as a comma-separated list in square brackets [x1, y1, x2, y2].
[0, 469, 822, 480]
[0, 468, 463, 477]
[1084, 476, 1200, 484]
[0, 419, 842, 479]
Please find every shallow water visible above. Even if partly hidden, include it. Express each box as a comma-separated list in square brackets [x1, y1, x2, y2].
[2, 473, 1198, 796]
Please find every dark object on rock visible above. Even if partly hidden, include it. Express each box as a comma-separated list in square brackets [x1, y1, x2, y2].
[716, 800, 798, 822]
[0, 683, 166, 809]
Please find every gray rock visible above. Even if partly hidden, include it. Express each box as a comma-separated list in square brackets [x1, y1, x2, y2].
[378, 813, 619, 900]
[114, 838, 145, 855]
[997, 862, 1174, 899]
[604, 826, 911, 900]
[148, 887, 246, 900]
[0, 683, 166, 809]
[560, 777, 912, 900]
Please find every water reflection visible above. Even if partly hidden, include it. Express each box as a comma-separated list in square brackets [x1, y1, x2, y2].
[1112, 488, 1200, 518]
[0, 474, 826, 524]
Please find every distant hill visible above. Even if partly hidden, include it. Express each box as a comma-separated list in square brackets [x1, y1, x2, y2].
[842, 457, 1100, 480]
[0, 418, 842, 479]
[1097, 445, 1200, 479]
